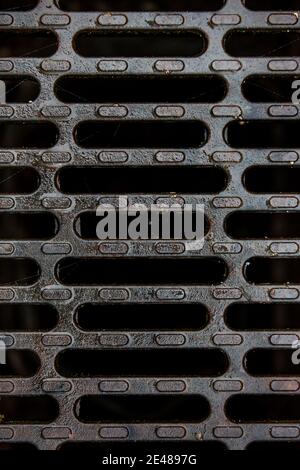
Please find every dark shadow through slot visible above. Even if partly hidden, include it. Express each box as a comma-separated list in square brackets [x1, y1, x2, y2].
[224, 29, 300, 57]
[247, 442, 300, 450]
[57, 166, 225, 194]
[75, 394, 210, 423]
[242, 74, 300, 103]
[0, 75, 40, 103]
[58, 441, 227, 452]
[245, 348, 300, 376]
[0, 167, 40, 194]
[74, 121, 208, 149]
[225, 211, 300, 239]
[55, 348, 228, 377]
[0, 213, 58, 240]
[57, 0, 225, 12]
[244, 166, 300, 193]
[244, 257, 300, 284]
[0, 258, 40, 286]
[75, 303, 209, 331]
[74, 30, 207, 57]
[0, 0, 38, 10]
[56, 257, 228, 286]
[0, 30, 58, 57]
[55, 74, 227, 104]
[0, 396, 59, 424]
[0, 443, 37, 450]
[226, 395, 300, 423]
[0, 121, 59, 149]
[225, 121, 300, 149]
[243, 0, 300, 11]
[0, 303, 58, 331]
[225, 303, 300, 331]
[0, 350, 40, 377]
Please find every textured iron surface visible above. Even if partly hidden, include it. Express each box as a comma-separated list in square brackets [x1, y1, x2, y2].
[0, 0, 299, 451]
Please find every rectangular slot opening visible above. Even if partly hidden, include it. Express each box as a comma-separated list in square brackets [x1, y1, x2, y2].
[0, 0, 38, 10]
[225, 303, 300, 331]
[57, 166, 226, 194]
[75, 211, 210, 239]
[0, 350, 40, 377]
[74, 30, 207, 58]
[225, 121, 300, 149]
[225, 211, 300, 239]
[0, 443, 37, 450]
[226, 395, 300, 423]
[74, 121, 208, 149]
[0, 167, 40, 194]
[0, 396, 58, 424]
[0, 258, 40, 286]
[0, 213, 58, 240]
[57, 0, 225, 12]
[244, 257, 300, 285]
[56, 257, 228, 286]
[55, 348, 228, 377]
[0, 75, 40, 103]
[59, 441, 227, 452]
[243, 166, 300, 193]
[0, 122, 58, 149]
[55, 75, 227, 104]
[224, 29, 300, 57]
[75, 303, 209, 331]
[247, 442, 300, 450]
[75, 395, 210, 423]
[242, 74, 300, 103]
[0, 30, 58, 57]
[243, 0, 300, 11]
[0, 304, 58, 332]
[245, 349, 300, 376]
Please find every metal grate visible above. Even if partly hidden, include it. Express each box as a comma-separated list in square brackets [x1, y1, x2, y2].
[0, 0, 299, 452]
